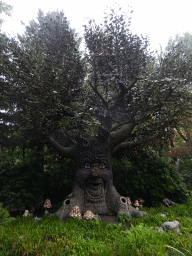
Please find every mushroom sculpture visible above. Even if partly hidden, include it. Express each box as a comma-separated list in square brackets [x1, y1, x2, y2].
[83, 210, 95, 220]
[43, 199, 52, 214]
[134, 200, 140, 210]
[138, 198, 145, 208]
[69, 206, 82, 219]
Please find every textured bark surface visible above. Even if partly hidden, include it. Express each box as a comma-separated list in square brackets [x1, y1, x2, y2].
[55, 135, 147, 221]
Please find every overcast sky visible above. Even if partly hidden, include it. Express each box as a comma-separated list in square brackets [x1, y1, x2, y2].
[1, 0, 192, 52]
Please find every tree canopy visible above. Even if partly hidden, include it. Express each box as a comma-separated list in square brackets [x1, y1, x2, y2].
[0, 0, 12, 26]
[0, 10, 87, 151]
[160, 32, 192, 158]
[1, 5, 192, 156]
[81, 6, 191, 154]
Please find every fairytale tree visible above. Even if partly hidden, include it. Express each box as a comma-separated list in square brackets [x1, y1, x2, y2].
[46, 6, 191, 221]
[1, 5, 189, 219]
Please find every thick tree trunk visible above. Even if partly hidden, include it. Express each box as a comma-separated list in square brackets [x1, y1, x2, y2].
[53, 134, 147, 221]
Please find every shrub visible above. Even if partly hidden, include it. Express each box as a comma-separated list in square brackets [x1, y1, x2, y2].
[0, 157, 45, 212]
[177, 154, 192, 191]
[42, 158, 75, 204]
[0, 202, 10, 223]
[0, 153, 75, 215]
[112, 149, 188, 207]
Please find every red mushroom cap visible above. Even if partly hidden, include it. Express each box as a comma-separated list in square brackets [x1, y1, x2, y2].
[69, 206, 82, 219]
[43, 199, 52, 209]
[138, 198, 145, 204]
[134, 200, 140, 207]
[83, 210, 95, 220]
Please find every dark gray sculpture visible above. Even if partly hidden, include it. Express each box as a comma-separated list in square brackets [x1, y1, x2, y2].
[49, 128, 147, 221]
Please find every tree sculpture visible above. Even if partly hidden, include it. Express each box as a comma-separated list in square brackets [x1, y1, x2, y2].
[49, 128, 147, 221]
[1, 6, 191, 220]
[46, 6, 191, 221]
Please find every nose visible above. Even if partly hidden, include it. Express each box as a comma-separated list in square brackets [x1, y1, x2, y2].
[91, 164, 101, 177]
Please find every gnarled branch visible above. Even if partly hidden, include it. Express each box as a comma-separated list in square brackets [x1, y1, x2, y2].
[110, 122, 136, 149]
[49, 136, 76, 158]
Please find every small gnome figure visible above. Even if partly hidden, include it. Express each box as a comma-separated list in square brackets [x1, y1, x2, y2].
[138, 198, 145, 208]
[134, 200, 140, 210]
[23, 210, 30, 217]
[43, 199, 52, 214]
[126, 197, 132, 206]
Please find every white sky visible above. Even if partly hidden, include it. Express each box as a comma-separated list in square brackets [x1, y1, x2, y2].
[1, 0, 192, 52]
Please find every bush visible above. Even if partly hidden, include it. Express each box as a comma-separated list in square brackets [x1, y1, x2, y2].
[0, 202, 10, 223]
[177, 154, 192, 191]
[42, 158, 75, 204]
[0, 157, 45, 213]
[112, 149, 188, 207]
[0, 152, 75, 216]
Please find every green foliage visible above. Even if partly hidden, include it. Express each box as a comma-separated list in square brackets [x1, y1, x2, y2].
[83, 5, 149, 130]
[112, 148, 188, 207]
[0, 148, 76, 213]
[0, 9, 87, 150]
[42, 157, 75, 203]
[0, 202, 10, 223]
[177, 154, 192, 191]
[82, 5, 191, 150]
[0, 155, 45, 211]
[117, 213, 130, 224]
[107, 210, 114, 216]
[0, 0, 13, 26]
[1, 199, 192, 255]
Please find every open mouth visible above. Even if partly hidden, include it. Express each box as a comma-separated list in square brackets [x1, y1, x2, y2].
[86, 179, 104, 200]
[90, 182, 101, 188]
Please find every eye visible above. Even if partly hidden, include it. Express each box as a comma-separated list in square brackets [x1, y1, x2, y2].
[85, 163, 90, 169]
[100, 163, 105, 169]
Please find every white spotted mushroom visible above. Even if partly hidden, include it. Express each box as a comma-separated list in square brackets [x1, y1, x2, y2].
[69, 206, 82, 219]
[83, 210, 95, 220]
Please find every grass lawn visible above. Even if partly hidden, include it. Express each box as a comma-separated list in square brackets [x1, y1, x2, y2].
[0, 198, 192, 255]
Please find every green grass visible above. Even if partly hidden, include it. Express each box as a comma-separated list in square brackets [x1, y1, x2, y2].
[0, 198, 192, 255]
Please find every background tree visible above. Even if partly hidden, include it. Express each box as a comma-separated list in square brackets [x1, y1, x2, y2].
[0, 9, 91, 213]
[0, 0, 12, 26]
[0, 10, 91, 170]
[158, 33, 192, 160]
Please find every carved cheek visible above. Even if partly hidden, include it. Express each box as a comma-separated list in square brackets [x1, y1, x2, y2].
[101, 169, 112, 183]
[76, 169, 90, 183]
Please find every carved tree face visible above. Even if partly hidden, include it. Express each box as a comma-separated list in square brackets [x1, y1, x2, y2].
[75, 137, 113, 203]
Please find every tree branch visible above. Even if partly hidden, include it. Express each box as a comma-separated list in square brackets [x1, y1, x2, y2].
[48, 136, 76, 158]
[110, 122, 136, 149]
[61, 130, 77, 145]
[89, 81, 108, 109]
[182, 116, 192, 144]
[105, 56, 138, 93]
[112, 141, 133, 153]
[176, 128, 188, 142]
